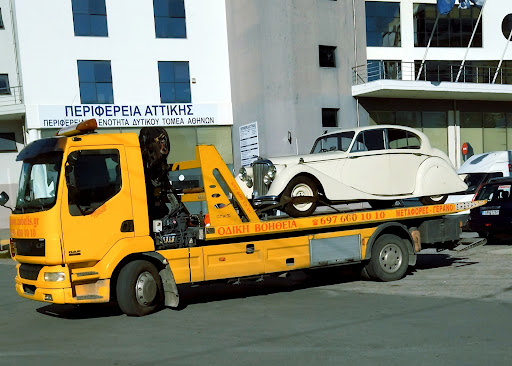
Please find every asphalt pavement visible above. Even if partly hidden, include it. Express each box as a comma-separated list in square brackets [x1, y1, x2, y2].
[1, 242, 511, 365]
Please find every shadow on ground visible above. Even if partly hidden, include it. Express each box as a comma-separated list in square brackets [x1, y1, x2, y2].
[35, 250, 482, 318]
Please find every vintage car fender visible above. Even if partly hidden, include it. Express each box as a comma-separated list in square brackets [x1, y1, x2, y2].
[265, 163, 363, 201]
[413, 156, 468, 197]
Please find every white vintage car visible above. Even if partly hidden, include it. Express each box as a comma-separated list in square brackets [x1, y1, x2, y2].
[236, 125, 467, 217]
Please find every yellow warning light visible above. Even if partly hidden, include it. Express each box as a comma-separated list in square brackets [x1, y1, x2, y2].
[56, 118, 98, 137]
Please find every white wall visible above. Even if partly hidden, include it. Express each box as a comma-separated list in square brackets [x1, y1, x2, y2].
[0, 0, 20, 91]
[12, 0, 233, 136]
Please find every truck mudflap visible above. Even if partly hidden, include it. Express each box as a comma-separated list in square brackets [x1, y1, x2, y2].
[142, 252, 179, 308]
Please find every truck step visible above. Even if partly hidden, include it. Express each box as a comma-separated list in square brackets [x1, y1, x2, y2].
[75, 295, 103, 300]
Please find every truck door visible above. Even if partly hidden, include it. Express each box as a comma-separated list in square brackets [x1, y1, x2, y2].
[61, 146, 135, 263]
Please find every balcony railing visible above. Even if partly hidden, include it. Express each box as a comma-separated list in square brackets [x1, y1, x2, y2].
[0, 86, 23, 106]
[352, 61, 512, 86]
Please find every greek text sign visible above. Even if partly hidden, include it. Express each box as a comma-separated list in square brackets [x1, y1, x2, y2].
[38, 103, 233, 128]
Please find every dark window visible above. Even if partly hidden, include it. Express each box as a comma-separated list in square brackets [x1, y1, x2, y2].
[319, 45, 336, 67]
[322, 108, 338, 128]
[0, 74, 10, 94]
[71, 0, 108, 37]
[154, 0, 187, 38]
[414, 60, 512, 84]
[67, 149, 121, 216]
[158, 61, 191, 103]
[0, 8, 4, 29]
[367, 60, 402, 81]
[366, 1, 401, 47]
[0, 133, 16, 151]
[387, 129, 421, 149]
[77, 60, 113, 104]
[351, 129, 386, 152]
[413, 4, 482, 47]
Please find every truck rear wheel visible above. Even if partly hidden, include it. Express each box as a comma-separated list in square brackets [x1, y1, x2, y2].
[364, 234, 409, 282]
[116, 260, 163, 316]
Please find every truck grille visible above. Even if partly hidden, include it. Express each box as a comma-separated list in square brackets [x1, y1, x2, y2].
[13, 238, 45, 256]
[19, 263, 44, 281]
[252, 160, 273, 197]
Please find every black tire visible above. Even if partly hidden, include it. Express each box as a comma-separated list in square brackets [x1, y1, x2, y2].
[116, 260, 163, 316]
[419, 195, 448, 205]
[364, 234, 409, 282]
[368, 200, 396, 209]
[283, 176, 319, 217]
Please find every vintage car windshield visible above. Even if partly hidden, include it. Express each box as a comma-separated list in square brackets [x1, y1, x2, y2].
[311, 131, 355, 153]
[15, 152, 63, 214]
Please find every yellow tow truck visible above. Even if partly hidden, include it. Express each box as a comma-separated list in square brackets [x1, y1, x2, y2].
[0, 119, 486, 316]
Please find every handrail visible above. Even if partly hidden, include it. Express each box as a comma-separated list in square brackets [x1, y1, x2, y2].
[352, 61, 512, 86]
[0, 86, 23, 106]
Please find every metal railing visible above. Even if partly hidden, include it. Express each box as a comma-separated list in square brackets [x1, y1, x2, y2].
[0, 86, 23, 106]
[352, 61, 512, 86]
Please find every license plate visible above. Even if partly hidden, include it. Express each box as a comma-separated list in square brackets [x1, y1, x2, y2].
[482, 210, 499, 216]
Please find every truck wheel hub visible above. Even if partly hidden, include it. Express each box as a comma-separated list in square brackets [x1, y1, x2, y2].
[135, 271, 157, 306]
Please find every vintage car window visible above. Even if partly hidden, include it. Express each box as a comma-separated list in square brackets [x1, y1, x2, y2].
[67, 149, 121, 216]
[311, 131, 355, 153]
[387, 128, 421, 149]
[351, 129, 385, 152]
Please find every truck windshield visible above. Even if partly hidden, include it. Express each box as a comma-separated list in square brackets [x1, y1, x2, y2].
[15, 152, 63, 213]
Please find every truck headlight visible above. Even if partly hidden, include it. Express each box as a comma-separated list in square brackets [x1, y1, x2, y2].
[238, 167, 248, 181]
[44, 272, 66, 282]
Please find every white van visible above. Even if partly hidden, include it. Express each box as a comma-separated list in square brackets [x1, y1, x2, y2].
[447, 150, 512, 205]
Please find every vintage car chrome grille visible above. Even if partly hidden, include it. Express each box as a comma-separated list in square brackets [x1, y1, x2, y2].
[13, 238, 45, 257]
[252, 159, 273, 198]
[19, 263, 44, 281]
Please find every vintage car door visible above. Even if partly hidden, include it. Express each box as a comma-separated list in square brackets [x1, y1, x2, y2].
[306, 132, 354, 181]
[386, 128, 429, 195]
[341, 129, 392, 195]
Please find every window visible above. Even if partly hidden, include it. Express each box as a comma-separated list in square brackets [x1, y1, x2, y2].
[0, 8, 4, 29]
[311, 131, 355, 154]
[351, 129, 386, 152]
[387, 129, 421, 149]
[413, 4, 482, 47]
[319, 46, 336, 67]
[461, 112, 512, 157]
[0, 133, 16, 151]
[158, 61, 191, 103]
[77, 60, 113, 104]
[367, 60, 401, 81]
[154, 0, 187, 38]
[322, 108, 338, 128]
[71, 0, 108, 37]
[366, 1, 401, 47]
[414, 60, 512, 84]
[67, 149, 121, 216]
[0, 74, 10, 94]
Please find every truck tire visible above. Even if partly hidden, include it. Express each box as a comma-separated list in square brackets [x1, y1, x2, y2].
[116, 260, 163, 316]
[364, 234, 409, 282]
[420, 195, 447, 205]
[283, 176, 318, 217]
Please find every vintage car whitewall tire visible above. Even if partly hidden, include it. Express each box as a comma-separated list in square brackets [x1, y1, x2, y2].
[419, 195, 448, 205]
[283, 176, 319, 217]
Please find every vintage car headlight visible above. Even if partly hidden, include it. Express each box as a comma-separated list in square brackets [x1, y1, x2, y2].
[246, 176, 253, 188]
[263, 165, 277, 185]
[238, 167, 248, 181]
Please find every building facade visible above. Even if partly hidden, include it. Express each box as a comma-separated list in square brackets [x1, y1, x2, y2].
[1, 0, 511, 230]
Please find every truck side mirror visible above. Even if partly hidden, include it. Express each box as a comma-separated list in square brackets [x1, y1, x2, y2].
[0, 191, 9, 206]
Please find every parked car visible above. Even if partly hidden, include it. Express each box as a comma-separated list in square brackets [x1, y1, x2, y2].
[236, 125, 467, 217]
[467, 177, 512, 239]
[447, 150, 512, 208]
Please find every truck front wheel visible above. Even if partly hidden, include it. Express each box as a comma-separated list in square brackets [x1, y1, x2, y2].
[364, 234, 409, 282]
[116, 260, 163, 316]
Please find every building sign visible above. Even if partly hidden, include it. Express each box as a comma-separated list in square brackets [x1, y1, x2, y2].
[38, 103, 233, 128]
[240, 122, 259, 167]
